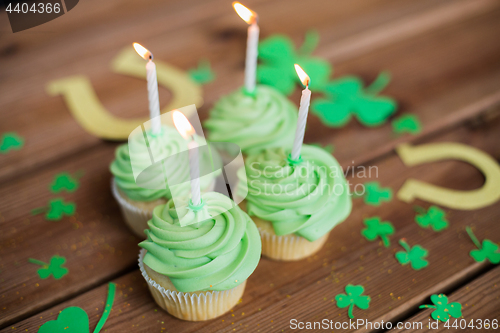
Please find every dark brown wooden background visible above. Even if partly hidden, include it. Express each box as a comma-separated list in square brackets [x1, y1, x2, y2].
[1, 0, 499, 331]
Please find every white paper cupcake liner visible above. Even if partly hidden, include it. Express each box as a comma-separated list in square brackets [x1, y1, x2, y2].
[111, 179, 152, 237]
[258, 227, 329, 261]
[138, 249, 246, 321]
[111, 179, 216, 238]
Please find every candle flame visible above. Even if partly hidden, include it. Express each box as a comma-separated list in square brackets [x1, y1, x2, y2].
[133, 43, 153, 60]
[172, 110, 195, 139]
[294, 64, 310, 86]
[233, 2, 257, 24]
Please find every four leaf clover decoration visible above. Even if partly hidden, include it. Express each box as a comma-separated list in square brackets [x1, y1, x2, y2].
[335, 284, 371, 319]
[466, 226, 500, 264]
[363, 181, 393, 206]
[361, 217, 395, 247]
[0, 132, 24, 154]
[29, 255, 68, 280]
[415, 206, 449, 232]
[395, 239, 429, 270]
[258, 31, 332, 95]
[311, 72, 397, 128]
[419, 294, 462, 322]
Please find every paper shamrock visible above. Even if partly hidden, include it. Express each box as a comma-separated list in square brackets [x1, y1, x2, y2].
[257, 30, 331, 95]
[311, 142, 334, 154]
[29, 256, 68, 280]
[361, 217, 395, 247]
[466, 226, 500, 264]
[38, 283, 116, 333]
[50, 172, 80, 193]
[32, 198, 76, 221]
[188, 59, 215, 84]
[415, 206, 448, 232]
[311, 72, 397, 127]
[392, 114, 422, 135]
[0, 132, 24, 154]
[47, 198, 76, 220]
[395, 239, 429, 270]
[363, 181, 393, 206]
[335, 284, 370, 319]
[419, 294, 462, 322]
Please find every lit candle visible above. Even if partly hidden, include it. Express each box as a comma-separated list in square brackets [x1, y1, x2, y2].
[172, 110, 201, 206]
[291, 64, 311, 161]
[133, 43, 161, 135]
[233, 2, 259, 94]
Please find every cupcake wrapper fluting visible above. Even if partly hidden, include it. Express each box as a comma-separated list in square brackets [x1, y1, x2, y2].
[111, 179, 216, 238]
[258, 228, 329, 261]
[138, 249, 246, 321]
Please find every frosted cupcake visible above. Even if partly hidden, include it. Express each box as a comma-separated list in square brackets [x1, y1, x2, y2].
[110, 126, 220, 237]
[138, 192, 261, 321]
[204, 85, 298, 156]
[237, 145, 352, 261]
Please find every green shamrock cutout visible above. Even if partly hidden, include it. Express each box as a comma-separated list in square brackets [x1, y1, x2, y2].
[38, 283, 116, 333]
[257, 30, 332, 95]
[38, 307, 89, 333]
[415, 206, 448, 232]
[361, 217, 395, 247]
[392, 114, 422, 135]
[188, 59, 215, 84]
[50, 172, 80, 193]
[363, 181, 393, 206]
[47, 198, 76, 220]
[29, 255, 68, 279]
[33, 198, 76, 220]
[0, 132, 24, 154]
[395, 238, 429, 270]
[335, 284, 370, 319]
[311, 142, 334, 153]
[466, 226, 500, 264]
[311, 72, 397, 127]
[419, 294, 462, 322]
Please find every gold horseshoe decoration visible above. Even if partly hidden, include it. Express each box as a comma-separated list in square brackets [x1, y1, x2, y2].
[46, 47, 203, 141]
[397, 142, 500, 210]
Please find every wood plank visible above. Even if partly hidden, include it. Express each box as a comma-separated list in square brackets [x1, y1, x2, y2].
[2, 116, 499, 331]
[1, 0, 499, 183]
[392, 266, 500, 332]
[0, 145, 142, 327]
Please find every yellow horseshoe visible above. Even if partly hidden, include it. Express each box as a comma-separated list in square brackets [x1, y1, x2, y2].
[397, 142, 500, 210]
[46, 47, 203, 140]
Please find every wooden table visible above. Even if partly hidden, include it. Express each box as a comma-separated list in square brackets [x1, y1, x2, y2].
[1, 0, 499, 331]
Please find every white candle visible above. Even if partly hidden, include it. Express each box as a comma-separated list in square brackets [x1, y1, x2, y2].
[172, 111, 201, 206]
[233, 2, 259, 94]
[133, 43, 161, 135]
[146, 60, 161, 135]
[291, 64, 311, 161]
[245, 23, 259, 93]
[188, 140, 201, 206]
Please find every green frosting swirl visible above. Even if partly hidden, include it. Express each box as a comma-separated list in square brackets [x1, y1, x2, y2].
[204, 85, 298, 155]
[110, 126, 219, 202]
[139, 192, 261, 293]
[237, 145, 352, 241]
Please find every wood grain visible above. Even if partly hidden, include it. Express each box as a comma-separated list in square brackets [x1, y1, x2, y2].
[1, 0, 499, 183]
[2, 0, 500, 330]
[392, 265, 500, 332]
[2, 117, 499, 331]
